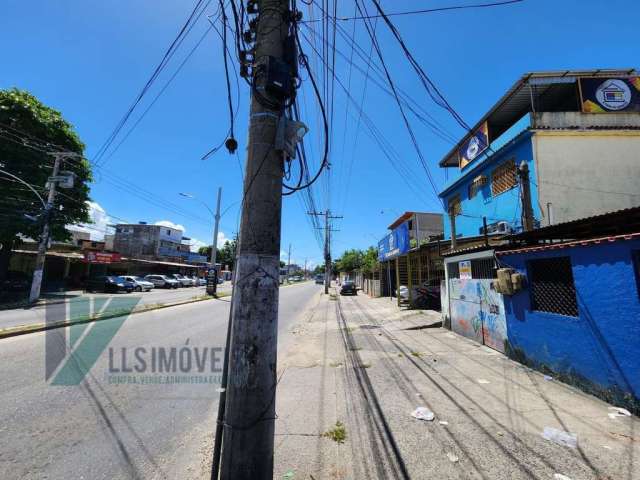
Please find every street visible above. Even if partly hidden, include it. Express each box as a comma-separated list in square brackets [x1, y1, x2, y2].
[0, 283, 233, 331]
[0, 282, 321, 480]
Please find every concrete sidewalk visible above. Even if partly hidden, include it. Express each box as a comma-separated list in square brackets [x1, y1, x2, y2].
[274, 289, 639, 479]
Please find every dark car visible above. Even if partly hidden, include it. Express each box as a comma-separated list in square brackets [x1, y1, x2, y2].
[340, 281, 357, 296]
[86, 276, 135, 293]
[1, 271, 31, 292]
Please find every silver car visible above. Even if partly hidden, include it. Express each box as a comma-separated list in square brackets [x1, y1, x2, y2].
[145, 275, 179, 289]
[170, 274, 194, 287]
[122, 275, 154, 292]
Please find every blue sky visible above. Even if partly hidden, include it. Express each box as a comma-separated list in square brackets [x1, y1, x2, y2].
[1, 0, 638, 268]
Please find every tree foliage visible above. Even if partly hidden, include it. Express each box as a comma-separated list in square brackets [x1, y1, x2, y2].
[198, 239, 238, 270]
[335, 246, 379, 273]
[0, 88, 92, 275]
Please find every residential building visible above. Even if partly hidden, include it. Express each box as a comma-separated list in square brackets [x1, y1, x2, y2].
[439, 68, 640, 343]
[438, 69, 640, 245]
[113, 222, 207, 264]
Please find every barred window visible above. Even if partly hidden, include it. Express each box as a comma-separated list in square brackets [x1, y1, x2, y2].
[528, 256, 578, 317]
[491, 159, 517, 196]
[448, 194, 461, 216]
[468, 175, 487, 199]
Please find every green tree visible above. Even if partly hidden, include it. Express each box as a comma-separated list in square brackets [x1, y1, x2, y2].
[0, 88, 92, 280]
[198, 239, 238, 270]
[336, 249, 363, 273]
[313, 264, 325, 275]
[361, 246, 379, 273]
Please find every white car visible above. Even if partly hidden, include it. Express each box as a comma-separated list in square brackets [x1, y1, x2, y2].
[122, 276, 154, 292]
[170, 273, 194, 287]
[145, 275, 180, 289]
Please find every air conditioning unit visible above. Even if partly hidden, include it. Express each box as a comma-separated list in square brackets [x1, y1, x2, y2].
[480, 221, 512, 236]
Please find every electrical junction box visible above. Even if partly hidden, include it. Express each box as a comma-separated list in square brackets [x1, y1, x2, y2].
[495, 268, 515, 295]
[260, 55, 292, 100]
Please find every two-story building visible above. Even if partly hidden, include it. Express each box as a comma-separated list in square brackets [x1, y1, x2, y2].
[438, 69, 640, 354]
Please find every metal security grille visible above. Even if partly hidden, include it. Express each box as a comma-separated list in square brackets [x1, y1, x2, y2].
[528, 256, 578, 317]
[471, 258, 496, 279]
[491, 158, 517, 196]
[447, 262, 460, 279]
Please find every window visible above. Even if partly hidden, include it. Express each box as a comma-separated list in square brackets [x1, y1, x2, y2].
[166, 229, 171, 235]
[468, 175, 487, 199]
[491, 159, 517, 196]
[448, 194, 461, 216]
[528, 256, 578, 317]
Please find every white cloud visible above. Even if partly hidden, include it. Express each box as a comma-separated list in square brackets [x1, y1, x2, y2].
[188, 238, 207, 252]
[216, 231, 228, 248]
[154, 220, 185, 232]
[69, 201, 113, 241]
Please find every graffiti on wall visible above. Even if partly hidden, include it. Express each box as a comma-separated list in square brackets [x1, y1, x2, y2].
[449, 278, 507, 353]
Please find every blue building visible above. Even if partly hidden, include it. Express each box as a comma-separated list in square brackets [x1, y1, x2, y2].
[439, 69, 640, 247]
[437, 70, 640, 410]
[496, 208, 640, 412]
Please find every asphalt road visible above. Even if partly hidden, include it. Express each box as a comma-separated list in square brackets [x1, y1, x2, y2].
[0, 281, 321, 479]
[0, 283, 233, 330]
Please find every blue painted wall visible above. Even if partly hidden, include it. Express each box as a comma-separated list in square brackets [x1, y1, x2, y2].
[499, 238, 640, 403]
[440, 131, 540, 240]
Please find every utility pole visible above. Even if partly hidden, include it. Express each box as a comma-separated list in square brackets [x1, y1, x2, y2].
[29, 152, 74, 303]
[448, 209, 457, 251]
[303, 258, 307, 279]
[308, 209, 342, 294]
[518, 161, 534, 232]
[219, 1, 291, 478]
[211, 186, 222, 292]
[287, 243, 291, 282]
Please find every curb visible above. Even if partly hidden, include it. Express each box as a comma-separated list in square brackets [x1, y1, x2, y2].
[0, 291, 231, 340]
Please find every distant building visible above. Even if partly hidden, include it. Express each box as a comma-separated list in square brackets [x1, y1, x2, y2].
[113, 222, 207, 264]
[104, 234, 115, 251]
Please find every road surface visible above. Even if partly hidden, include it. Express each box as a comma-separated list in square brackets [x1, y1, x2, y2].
[0, 283, 233, 330]
[0, 281, 320, 479]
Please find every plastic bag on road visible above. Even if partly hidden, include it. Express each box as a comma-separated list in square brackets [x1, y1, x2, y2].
[542, 427, 577, 448]
[608, 407, 631, 419]
[411, 407, 435, 421]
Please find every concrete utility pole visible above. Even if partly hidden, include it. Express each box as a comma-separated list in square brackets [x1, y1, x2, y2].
[287, 243, 291, 282]
[309, 209, 342, 294]
[29, 152, 67, 303]
[448, 209, 457, 250]
[518, 161, 534, 232]
[219, 1, 290, 478]
[211, 186, 222, 288]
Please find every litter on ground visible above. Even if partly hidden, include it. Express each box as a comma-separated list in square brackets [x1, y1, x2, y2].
[544, 375, 553, 381]
[542, 427, 578, 448]
[553, 474, 572, 480]
[446, 452, 459, 463]
[607, 407, 631, 419]
[439, 421, 449, 426]
[411, 407, 435, 421]
[477, 379, 490, 384]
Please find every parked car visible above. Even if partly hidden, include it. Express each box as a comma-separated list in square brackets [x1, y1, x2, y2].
[315, 275, 324, 285]
[195, 277, 207, 286]
[397, 280, 441, 310]
[122, 276, 154, 292]
[340, 281, 357, 296]
[86, 276, 135, 293]
[1, 270, 31, 292]
[144, 275, 180, 289]
[169, 273, 194, 287]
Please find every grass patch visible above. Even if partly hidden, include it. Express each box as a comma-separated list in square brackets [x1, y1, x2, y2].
[359, 363, 371, 369]
[349, 346, 362, 351]
[323, 421, 346, 444]
[329, 361, 343, 368]
[410, 351, 422, 358]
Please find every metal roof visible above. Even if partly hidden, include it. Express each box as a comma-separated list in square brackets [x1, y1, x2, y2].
[510, 206, 640, 243]
[497, 232, 640, 256]
[439, 69, 638, 167]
